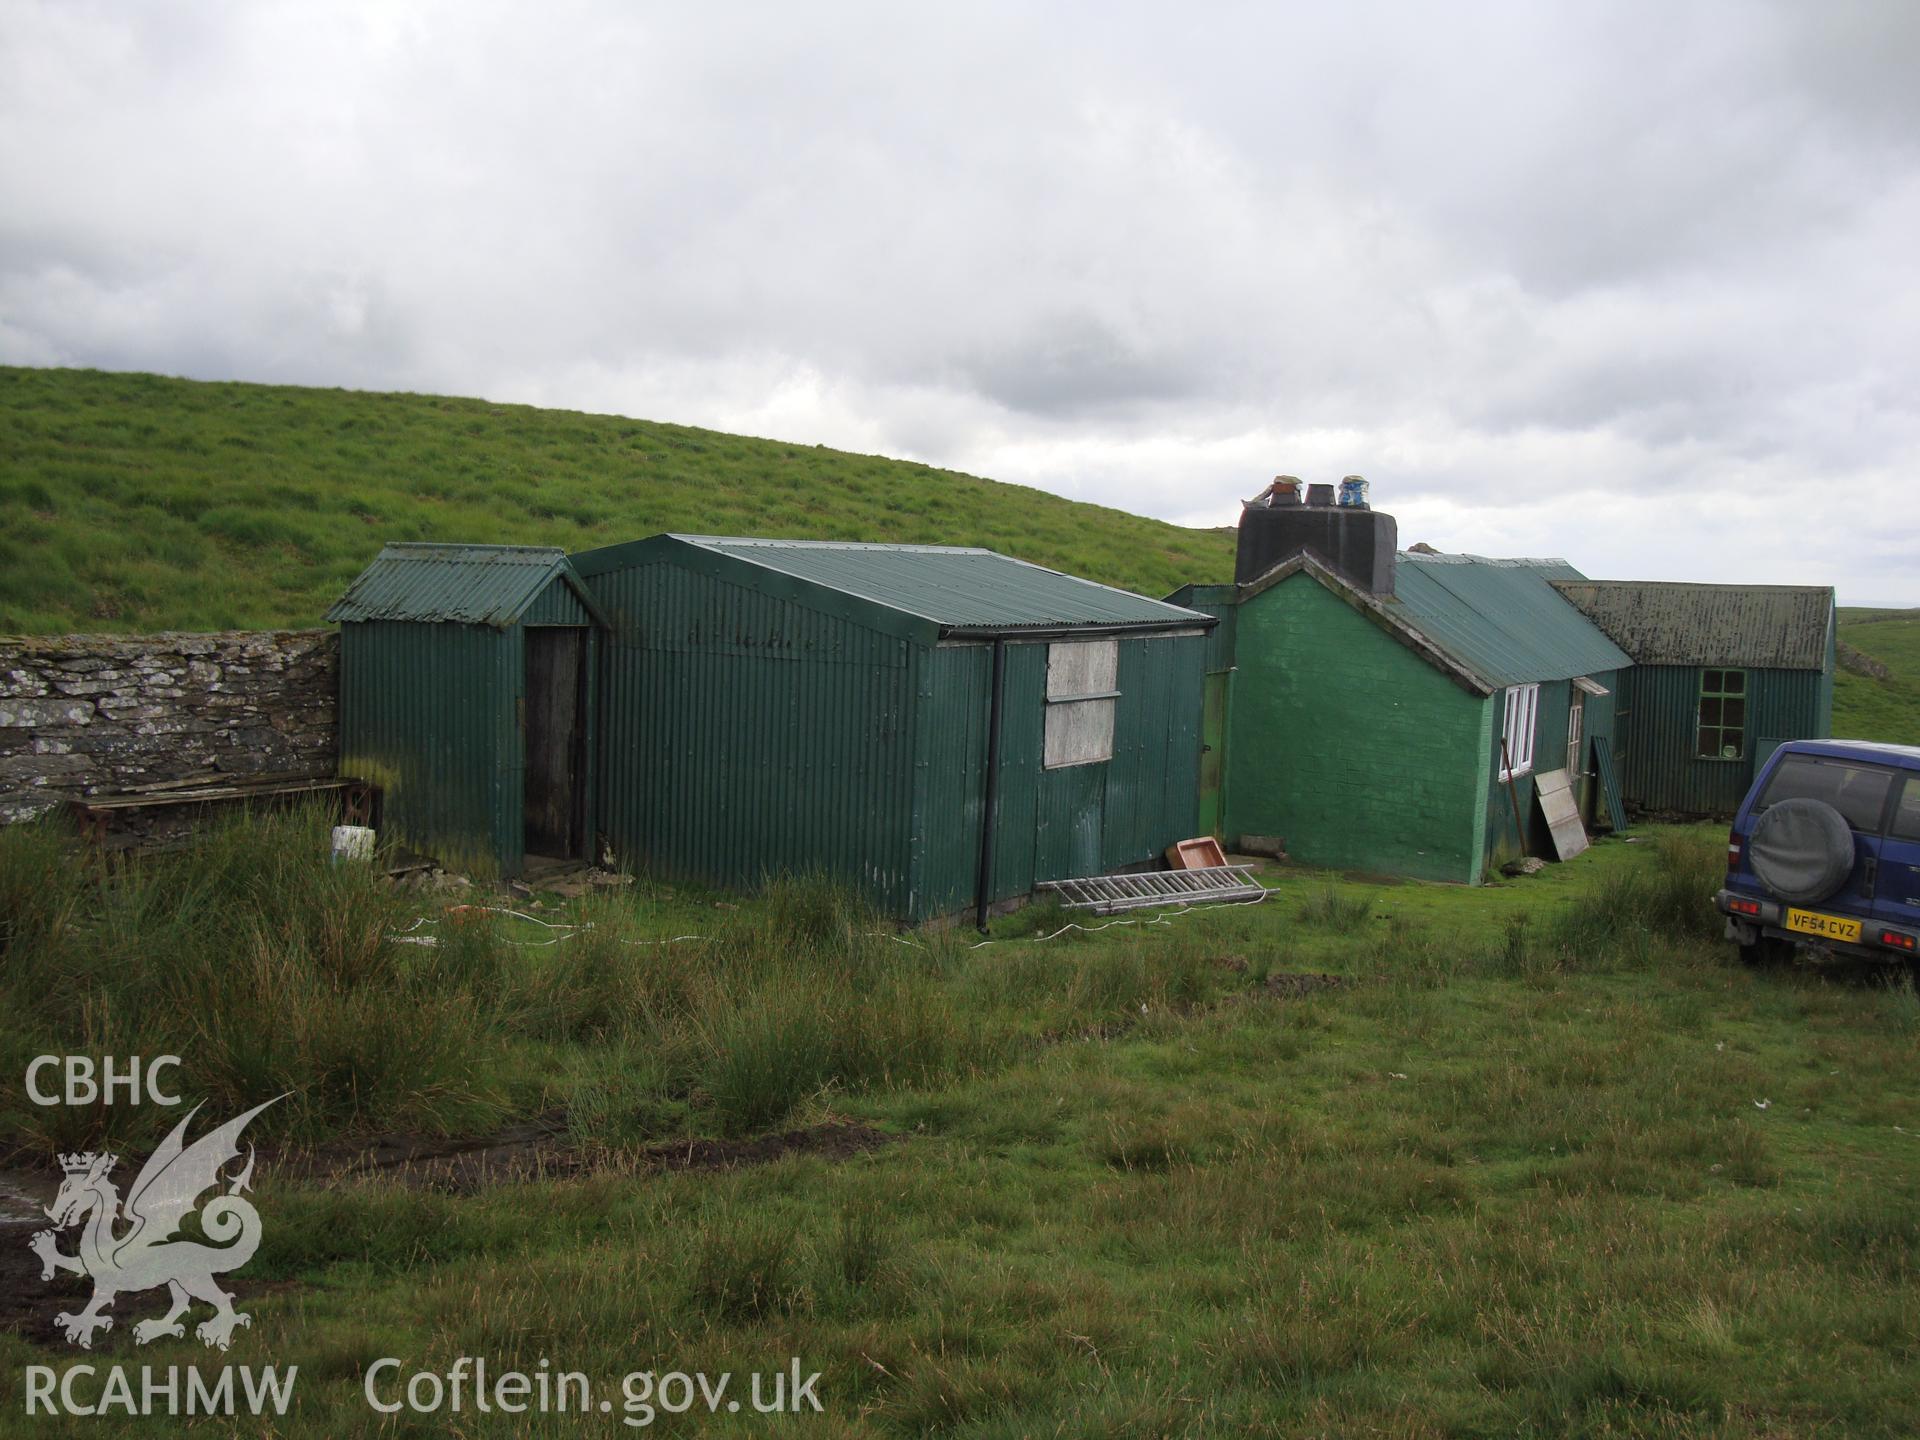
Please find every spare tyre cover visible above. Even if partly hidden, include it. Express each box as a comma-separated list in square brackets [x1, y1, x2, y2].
[1748, 798, 1855, 904]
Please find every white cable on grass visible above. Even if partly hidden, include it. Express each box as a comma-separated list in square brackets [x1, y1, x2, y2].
[388, 885, 1265, 950]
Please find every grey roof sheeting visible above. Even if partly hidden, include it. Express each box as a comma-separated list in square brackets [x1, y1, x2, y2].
[1390, 554, 1633, 689]
[1552, 581, 1834, 669]
[660, 535, 1211, 633]
[327, 543, 609, 627]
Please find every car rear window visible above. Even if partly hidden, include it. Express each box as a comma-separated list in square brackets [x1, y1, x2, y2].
[1758, 756, 1896, 832]
[1891, 780, 1920, 842]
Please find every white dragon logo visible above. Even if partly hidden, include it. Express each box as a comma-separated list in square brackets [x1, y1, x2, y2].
[28, 1096, 283, 1351]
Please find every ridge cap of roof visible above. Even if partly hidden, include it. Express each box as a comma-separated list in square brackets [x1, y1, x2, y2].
[672, 533, 993, 555]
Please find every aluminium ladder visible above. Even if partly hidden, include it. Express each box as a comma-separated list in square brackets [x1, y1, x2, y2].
[1036, 864, 1265, 915]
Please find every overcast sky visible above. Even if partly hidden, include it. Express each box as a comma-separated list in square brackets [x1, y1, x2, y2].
[3, 1, 1917, 602]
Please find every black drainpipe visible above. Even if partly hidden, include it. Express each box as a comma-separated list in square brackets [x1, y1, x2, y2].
[974, 637, 1008, 932]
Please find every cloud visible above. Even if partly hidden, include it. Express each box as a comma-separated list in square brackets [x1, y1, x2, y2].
[1, 0, 1916, 601]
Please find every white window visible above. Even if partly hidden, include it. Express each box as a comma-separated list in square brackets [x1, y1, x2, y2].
[1566, 693, 1584, 773]
[1500, 683, 1539, 780]
[1043, 639, 1118, 768]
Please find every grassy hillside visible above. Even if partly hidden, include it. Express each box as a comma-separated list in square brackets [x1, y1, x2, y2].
[1834, 607, 1920, 746]
[0, 366, 1235, 634]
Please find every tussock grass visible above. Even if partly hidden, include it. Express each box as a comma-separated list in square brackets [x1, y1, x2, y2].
[5, 819, 1918, 1436]
[1296, 883, 1375, 932]
[0, 805, 508, 1145]
[688, 1212, 802, 1321]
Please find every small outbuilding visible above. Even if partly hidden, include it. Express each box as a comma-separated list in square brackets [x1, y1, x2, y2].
[1553, 581, 1836, 816]
[1172, 495, 1631, 882]
[328, 543, 609, 876]
[571, 535, 1213, 921]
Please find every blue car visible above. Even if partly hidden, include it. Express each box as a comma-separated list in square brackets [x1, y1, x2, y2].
[1715, 739, 1920, 966]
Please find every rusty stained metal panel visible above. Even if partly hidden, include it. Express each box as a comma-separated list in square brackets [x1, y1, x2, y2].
[1553, 580, 1835, 670]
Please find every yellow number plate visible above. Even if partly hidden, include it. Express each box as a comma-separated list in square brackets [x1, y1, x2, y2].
[1784, 908, 1863, 943]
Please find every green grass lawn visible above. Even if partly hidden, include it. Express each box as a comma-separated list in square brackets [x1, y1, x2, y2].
[0, 367, 1233, 635]
[1836, 608, 1920, 746]
[4, 812, 1917, 1436]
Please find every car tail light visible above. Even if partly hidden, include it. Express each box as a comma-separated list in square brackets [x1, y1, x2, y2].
[1726, 828, 1743, 870]
[1727, 897, 1761, 917]
[1879, 930, 1917, 952]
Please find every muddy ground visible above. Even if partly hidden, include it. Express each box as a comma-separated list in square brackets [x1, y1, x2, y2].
[0, 1119, 897, 1346]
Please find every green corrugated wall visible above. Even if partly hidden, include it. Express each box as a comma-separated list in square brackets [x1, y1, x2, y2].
[908, 643, 991, 916]
[907, 634, 1205, 917]
[337, 619, 522, 875]
[589, 558, 921, 913]
[1226, 574, 1489, 883]
[1615, 663, 1831, 816]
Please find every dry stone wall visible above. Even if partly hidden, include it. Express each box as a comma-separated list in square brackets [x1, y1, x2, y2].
[0, 630, 338, 824]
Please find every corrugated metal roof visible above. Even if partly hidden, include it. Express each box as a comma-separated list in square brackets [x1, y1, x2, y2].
[664, 535, 1209, 633]
[327, 544, 605, 627]
[1552, 581, 1834, 669]
[1389, 554, 1632, 689]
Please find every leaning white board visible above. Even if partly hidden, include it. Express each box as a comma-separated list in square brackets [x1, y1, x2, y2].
[1533, 768, 1589, 862]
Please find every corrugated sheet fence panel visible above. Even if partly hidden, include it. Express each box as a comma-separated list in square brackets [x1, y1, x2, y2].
[907, 643, 992, 920]
[586, 560, 918, 915]
[337, 619, 518, 875]
[1618, 664, 1830, 816]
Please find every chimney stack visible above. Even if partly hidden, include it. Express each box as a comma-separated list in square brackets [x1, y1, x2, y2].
[1235, 473, 1397, 594]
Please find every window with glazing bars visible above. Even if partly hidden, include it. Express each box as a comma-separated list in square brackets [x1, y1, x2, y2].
[1697, 668, 1747, 760]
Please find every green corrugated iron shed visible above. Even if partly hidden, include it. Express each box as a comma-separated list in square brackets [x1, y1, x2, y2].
[573, 534, 1213, 921]
[329, 544, 603, 876]
[1554, 579, 1836, 815]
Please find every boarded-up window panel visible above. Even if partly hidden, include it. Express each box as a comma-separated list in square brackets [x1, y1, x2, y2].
[1045, 639, 1118, 768]
[1047, 640, 1118, 699]
[1046, 698, 1115, 768]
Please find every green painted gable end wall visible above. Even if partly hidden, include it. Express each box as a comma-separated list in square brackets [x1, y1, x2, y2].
[1226, 573, 1490, 884]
